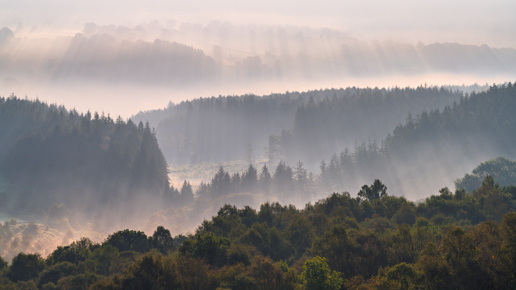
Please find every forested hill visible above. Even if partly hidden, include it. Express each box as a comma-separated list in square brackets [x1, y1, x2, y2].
[306, 82, 516, 197]
[385, 82, 516, 158]
[132, 84, 483, 165]
[0, 96, 170, 225]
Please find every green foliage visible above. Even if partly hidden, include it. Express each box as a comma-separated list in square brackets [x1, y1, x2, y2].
[456, 157, 516, 193]
[473, 175, 515, 221]
[56, 272, 100, 289]
[502, 212, 516, 287]
[285, 215, 314, 257]
[386, 262, 417, 290]
[104, 230, 151, 253]
[391, 224, 415, 264]
[46, 237, 94, 266]
[358, 179, 388, 202]
[301, 256, 343, 290]
[0, 255, 7, 270]
[89, 244, 120, 275]
[8, 253, 46, 282]
[120, 253, 166, 289]
[227, 244, 253, 266]
[151, 226, 175, 255]
[2, 174, 516, 288]
[248, 257, 294, 290]
[393, 203, 416, 225]
[311, 225, 356, 278]
[37, 262, 77, 288]
[179, 232, 230, 266]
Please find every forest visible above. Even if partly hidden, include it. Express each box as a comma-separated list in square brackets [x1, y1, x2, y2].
[133, 84, 482, 166]
[0, 83, 515, 289]
[0, 96, 171, 230]
[2, 1, 516, 289]
[135, 83, 516, 199]
[0, 175, 515, 289]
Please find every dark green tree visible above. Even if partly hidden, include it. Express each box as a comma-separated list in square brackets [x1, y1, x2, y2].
[8, 253, 46, 282]
[105, 230, 151, 253]
[151, 226, 175, 255]
[358, 179, 388, 202]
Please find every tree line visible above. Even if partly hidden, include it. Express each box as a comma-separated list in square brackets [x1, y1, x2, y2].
[0, 176, 515, 289]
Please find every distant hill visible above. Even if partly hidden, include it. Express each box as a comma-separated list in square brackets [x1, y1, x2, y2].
[132, 85, 483, 166]
[309, 82, 516, 197]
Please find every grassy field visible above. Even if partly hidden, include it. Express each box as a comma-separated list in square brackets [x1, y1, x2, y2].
[168, 158, 269, 189]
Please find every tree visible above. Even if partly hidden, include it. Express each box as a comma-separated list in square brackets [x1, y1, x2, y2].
[211, 167, 231, 197]
[386, 263, 417, 290]
[105, 230, 151, 253]
[151, 226, 175, 255]
[502, 212, 516, 288]
[358, 179, 388, 202]
[46, 237, 93, 266]
[89, 245, 119, 275]
[311, 225, 356, 278]
[242, 164, 258, 193]
[285, 215, 314, 257]
[37, 262, 77, 288]
[0, 255, 7, 271]
[180, 232, 230, 266]
[120, 253, 166, 290]
[294, 161, 310, 199]
[473, 175, 514, 221]
[249, 257, 288, 290]
[8, 253, 46, 282]
[179, 181, 194, 206]
[456, 157, 516, 193]
[259, 164, 272, 194]
[440, 227, 491, 288]
[301, 256, 343, 290]
[273, 162, 293, 197]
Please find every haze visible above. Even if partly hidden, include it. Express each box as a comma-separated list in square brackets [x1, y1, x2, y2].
[3, 0, 516, 46]
[1, 0, 516, 117]
[1, 0, 516, 265]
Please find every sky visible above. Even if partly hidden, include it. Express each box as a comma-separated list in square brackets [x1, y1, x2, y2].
[2, 0, 515, 46]
[0, 0, 515, 117]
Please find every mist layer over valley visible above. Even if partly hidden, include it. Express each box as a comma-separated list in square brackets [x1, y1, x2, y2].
[1, 2, 516, 287]
[1, 21, 515, 116]
[134, 83, 516, 202]
[1, 83, 515, 264]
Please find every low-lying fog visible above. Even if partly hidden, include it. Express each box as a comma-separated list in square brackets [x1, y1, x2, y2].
[1, 0, 515, 260]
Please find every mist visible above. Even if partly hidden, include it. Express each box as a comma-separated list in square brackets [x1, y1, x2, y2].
[1, 13, 516, 117]
[1, 0, 516, 266]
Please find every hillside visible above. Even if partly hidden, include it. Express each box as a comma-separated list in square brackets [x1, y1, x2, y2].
[0, 96, 171, 228]
[132, 85, 480, 166]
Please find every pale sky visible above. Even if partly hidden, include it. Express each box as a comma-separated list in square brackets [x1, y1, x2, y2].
[1, 0, 515, 47]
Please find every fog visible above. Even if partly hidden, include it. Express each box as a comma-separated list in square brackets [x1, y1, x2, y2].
[1, 1, 516, 117]
[2, 0, 516, 46]
[1, 0, 516, 261]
